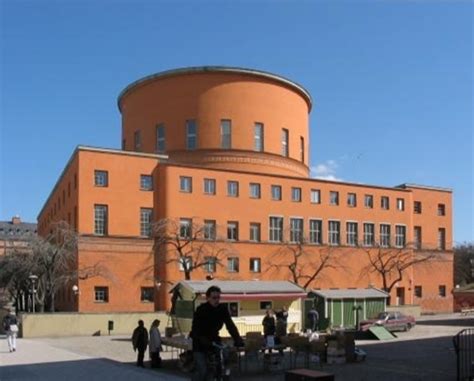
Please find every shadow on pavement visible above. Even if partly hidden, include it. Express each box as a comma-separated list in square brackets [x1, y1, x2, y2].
[417, 318, 474, 327]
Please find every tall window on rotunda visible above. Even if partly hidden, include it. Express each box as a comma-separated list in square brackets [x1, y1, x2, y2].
[221, 120, 232, 149]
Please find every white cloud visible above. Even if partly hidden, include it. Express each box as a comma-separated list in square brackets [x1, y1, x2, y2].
[310, 160, 342, 181]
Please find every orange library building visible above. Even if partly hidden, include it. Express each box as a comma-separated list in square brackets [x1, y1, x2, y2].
[37, 67, 453, 314]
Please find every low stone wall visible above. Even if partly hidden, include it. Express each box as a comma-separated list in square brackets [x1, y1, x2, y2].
[386, 305, 421, 317]
[20, 312, 168, 338]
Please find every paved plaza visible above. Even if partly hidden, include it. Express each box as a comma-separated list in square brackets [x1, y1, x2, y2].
[0, 314, 472, 380]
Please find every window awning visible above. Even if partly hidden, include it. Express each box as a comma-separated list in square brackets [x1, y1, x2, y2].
[198, 292, 307, 301]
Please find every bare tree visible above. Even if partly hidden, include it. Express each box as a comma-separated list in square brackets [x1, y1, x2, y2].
[360, 244, 437, 302]
[266, 235, 344, 289]
[152, 218, 237, 281]
[454, 242, 474, 286]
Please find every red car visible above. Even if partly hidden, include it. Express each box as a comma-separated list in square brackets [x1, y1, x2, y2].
[360, 311, 416, 332]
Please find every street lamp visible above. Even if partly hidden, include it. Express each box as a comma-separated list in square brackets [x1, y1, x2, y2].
[28, 274, 38, 313]
[72, 285, 79, 295]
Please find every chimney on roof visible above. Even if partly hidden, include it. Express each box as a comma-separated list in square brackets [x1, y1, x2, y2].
[12, 216, 21, 225]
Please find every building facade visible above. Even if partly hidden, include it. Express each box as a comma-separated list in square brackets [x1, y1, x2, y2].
[37, 67, 453, 314]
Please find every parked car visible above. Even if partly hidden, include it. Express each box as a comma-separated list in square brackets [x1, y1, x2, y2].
[360, 311, 416, 332]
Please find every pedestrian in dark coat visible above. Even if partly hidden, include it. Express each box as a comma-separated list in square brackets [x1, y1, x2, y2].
[132, 320, 149, 367]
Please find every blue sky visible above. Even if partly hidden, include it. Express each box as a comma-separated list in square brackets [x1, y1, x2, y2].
[1, 0, 472, 244]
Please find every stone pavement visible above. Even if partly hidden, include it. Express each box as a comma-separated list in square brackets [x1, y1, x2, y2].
[0, 313, 472, 380]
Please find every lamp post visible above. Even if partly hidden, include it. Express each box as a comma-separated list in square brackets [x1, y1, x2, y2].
[28, 274, 38, 313]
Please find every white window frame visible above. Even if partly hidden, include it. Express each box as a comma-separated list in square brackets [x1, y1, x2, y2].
[140, 208, 153, 237]
[94, 170, 108, 187]
[254, 123, 264, 152]
[179, 218, 192, 239]
[363, 222, 375, 246]
[330, 191, 339, 206]
[249, 257, 261, 273]
[310, 189, 321, 204]
[309, 219, 322, 245]
[281, 128, 289, 157]
[249, 183, 261, 199]
[179, 256, 193, 271]
[221, 119, 232, 149]
[346, 221, 358, 246]
[271, 185, 282, 201]
[397, 198, 405, 211]
[414, 226, 422, 249]
[328, 220, 340, 245]
[140, 174, 153, 191]
[290, 217, 304, 243]
[227, 181, 239, 197]
[227, 257, 239, 273]
[395, 225, 406, 248]
[204, 178, 216, 195]
[381, 196, 390, 210]
[227, 221, 239, 241]
[347, 193, 357, 207]
[364, 194, 373, 208]
[204, 220, 216, 240]
[269, 216, 284, 242]
[291, 187, 302, 202]
[180, 176, 192, 192]
[380, 224, 391, 247]
[186, 119, 197, 150]
[249, 223, 261, 242]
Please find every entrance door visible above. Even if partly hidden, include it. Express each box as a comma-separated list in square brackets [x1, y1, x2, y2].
[396, 287, 405, 305]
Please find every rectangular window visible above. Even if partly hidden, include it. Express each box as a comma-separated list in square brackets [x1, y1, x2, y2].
[281, 128, 289, 157]
[381, 196, 390, 210]
[227, 257, 239, 273]
[221, 119, 232, 149]
[140, 175, 153, 191]
[380, 224, 391, 247]
[330, 191, 339, 206]
[346, 222, 358, 246]
[438, 204, 446, 216]
[179, 218, 192, 239]
[227, 181, 239, 197]
[271, 185, 282, 201]
[328, 221, 340, 245]
[227, 221, 239, 241]
[94, 204, 108, 235]
[254, 123, 264, 152]
[397, 198, 405, 211]
[204, 257, 217, 273]
[309, 219, 322, 244]
[249, 258, 261, 273]
[414, 226, 422, 249]
[180, 176, 192, 192]
[438, 228, 446, 250]
[203, 178, 216, 195]
[94, 286, 109, 303]
[249, 223, 261, 242]
[347, 193, 357, 207]
[122, 139, 126, 150]
[310, 189, 321, 204]
[269, 216, 284, 242]
[204, 220, 216, 240]
[141, 287, 154, 303]
[363, 223, 375, 246]
[179, 257, 192, 272]
[140, 208, 153, 237]
[134, 130, 141, 151]
[364, 195, 373, 208]
[395, 225, 406, 248]
[290, 218, 304, 243]
[414, 201, 422, 214]
[439, 285, 446, 297]
[156, 124, 165, 153]
[249, 183, 261, 199]
[186, 120, 197, 150]
[260, 301, 272, 310]
[291, 187, 302, 202]
[414, 286, 422, 298]
[94, 170, 108, 187]
[300, 136, 304, 162]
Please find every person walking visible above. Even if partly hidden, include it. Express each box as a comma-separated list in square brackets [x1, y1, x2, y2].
[149, 319, 162, 368]
[132, 320, 149, 367]
[262, 309, 276, 350]
[307, 306, 319, 332]
[190, 285, 244, 381]
[3, 311, 19, 353]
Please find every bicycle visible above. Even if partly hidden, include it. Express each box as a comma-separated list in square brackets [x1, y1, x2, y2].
[207, 342, 231, 381]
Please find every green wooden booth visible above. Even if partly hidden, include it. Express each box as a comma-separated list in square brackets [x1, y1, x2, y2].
[305, 288, 389, 330]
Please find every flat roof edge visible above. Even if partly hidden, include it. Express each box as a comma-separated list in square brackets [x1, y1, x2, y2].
[396, 183, 453, 193]
[117, 66, 313, 112]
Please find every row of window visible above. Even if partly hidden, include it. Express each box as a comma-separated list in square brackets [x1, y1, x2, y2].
[94, 286, 154, 303]
[180, 176, 447, 214]
[129, 121, 305, 161]
[42, 174, 78, 229]
[414, 285, 446, 298]
[93, 203, 447, 250]
[95, 171, 153, 191]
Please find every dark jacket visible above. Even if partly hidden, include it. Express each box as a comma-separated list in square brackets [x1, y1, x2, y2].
[307, 309, 319, 323]
[132, 326, 149, 351]
[190, 302, 243, 352]
[262, 315, 276, 336]
[2, 315, 17, 331]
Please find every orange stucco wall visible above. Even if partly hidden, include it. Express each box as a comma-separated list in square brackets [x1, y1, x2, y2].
[119, 70, 310, 177]
[37, 68, 453, 314]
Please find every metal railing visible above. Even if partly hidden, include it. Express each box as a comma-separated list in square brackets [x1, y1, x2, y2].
[453, 328, 474, 381]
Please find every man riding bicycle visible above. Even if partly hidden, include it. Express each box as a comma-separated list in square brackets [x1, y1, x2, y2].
[190, 285, 244, 381]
